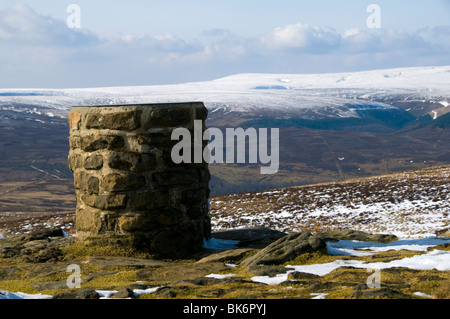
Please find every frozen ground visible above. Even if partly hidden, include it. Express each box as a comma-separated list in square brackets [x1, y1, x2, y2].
[210, 166, 450, 239]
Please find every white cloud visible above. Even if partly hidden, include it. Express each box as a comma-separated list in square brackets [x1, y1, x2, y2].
[259, 23, 341, 53]
[0, 3, 449, 88]
[0, 3, 97, 46]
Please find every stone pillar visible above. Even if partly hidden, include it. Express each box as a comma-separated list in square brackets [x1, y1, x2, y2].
[67, 103, 211, 258]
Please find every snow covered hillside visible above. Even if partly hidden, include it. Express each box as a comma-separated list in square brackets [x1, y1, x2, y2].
[0, 66, 449, 120]
[210, 165, 450, 239]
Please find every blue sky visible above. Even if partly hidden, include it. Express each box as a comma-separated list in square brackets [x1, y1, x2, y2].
[0, 0, 449, 88]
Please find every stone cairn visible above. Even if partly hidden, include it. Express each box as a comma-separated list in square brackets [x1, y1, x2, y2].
[68, 103, 211, 258]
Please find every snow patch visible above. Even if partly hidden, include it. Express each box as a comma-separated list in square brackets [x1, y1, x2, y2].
[205, 273, 236, 279]
[251, 238, 450, 285]
[0, 291, 52, 299]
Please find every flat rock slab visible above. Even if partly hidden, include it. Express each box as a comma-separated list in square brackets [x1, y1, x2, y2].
[317, 229, 398, 243]
[212, 227, 287, 249]
[195, 248, 254, 264]
[85, 256, 168, 268]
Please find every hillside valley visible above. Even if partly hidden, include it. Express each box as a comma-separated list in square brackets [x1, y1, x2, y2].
[0, 66, 449, 207]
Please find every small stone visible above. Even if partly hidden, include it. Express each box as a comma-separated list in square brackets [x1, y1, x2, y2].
[112, 288, 136, 299]
[74, 171, 100, 194]
[85, 110, 142, 131]
[144, 104, 192, 129]
[68, 153, 82, 172]
[102, 173, 145, 192]
[107, 152, 156, 172]
[80, 135, 124, 152]
[52, 288, 100, 299]
[69, 136, 80, 149]
[84, 155, 103, 170]
[68, 112, 81, 130]
[82, 194, 128, 210]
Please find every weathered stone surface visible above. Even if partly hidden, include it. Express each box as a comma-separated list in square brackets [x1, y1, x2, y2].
[82, 194, 127, 210]
[69, 136, 80, 149]
[194, 103, 208, 121]
[102, 173, 145, 192]
[70, 103, 210, 259]
[117, 209, 183, 233]
[137, 133, 173, 146]
[85, 256, 168, 267]
[74, 171, 99, 194]
[52, 288, 100, 299]
[212, 227, 288, 249]
[317, 229, 398, 243]
[75, 208, 102, 234]
[107, 152, 156, 172]
[112, 287, 136, 298]
[68, 112, 81, 130]
[80, 135, 124, 152]
[128, 190, 169, 211]
[84, 154, 103, 170]
[196, 248, 254, 264]
[144, 104, 192, 128]
[0, 228, 72, 262]
[85, 110, 142, 131]
[241, 232, 327, 266]
[68, 153, 82, 172]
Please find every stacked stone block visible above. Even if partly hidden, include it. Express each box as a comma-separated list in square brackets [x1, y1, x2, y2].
[68, 103, 211, 258]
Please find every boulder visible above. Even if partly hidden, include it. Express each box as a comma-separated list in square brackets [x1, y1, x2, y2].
[112, 288, 136, 299]
[240, 232, 327, 266]
[52, 288, 100, 299]
[212, 227, 288, 249]
[196, 248, 253, 264]
[317, 229, 398, 243]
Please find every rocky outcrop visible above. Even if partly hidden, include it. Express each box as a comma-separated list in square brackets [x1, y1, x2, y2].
[211, 227, 287, 248]
[317, 229, 398, 243]
[0, 228, 446, 299]
[0, 228, 71, 263]
[240, 232, 327, 266]
[52, 288, 100, 299]
[68, 103, 211, 258]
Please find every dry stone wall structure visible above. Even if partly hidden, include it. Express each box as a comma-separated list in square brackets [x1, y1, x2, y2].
[68, 103, 211, 258]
